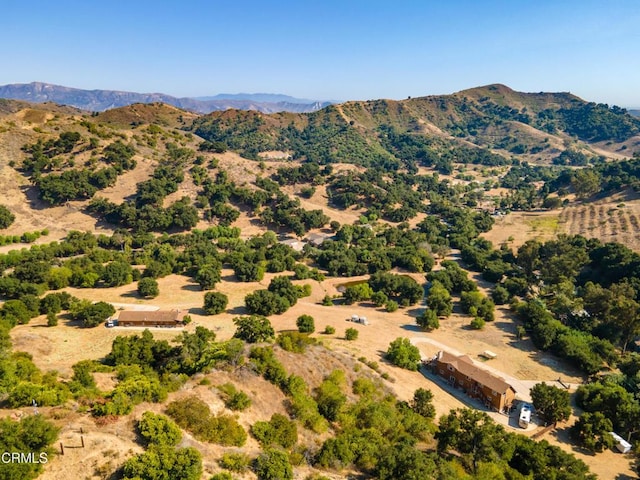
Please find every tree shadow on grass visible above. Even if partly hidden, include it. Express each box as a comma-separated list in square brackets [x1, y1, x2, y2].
[119, 290, 140, 299]
[550, 425, 599, 457]
[401, 324, 422, 333]
[20, 185, 50, 211]
[181, 283, 202, 292]
[226, 305, 248, 315]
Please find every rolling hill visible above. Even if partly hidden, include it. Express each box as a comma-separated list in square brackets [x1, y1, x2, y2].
[191, 83, 640, 164]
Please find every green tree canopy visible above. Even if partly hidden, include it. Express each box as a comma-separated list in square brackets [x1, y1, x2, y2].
[233, 315, 274, 343]
[530, 382, 571, 425]
[385, 337, 421, 370]
[138, 277, 159, 298]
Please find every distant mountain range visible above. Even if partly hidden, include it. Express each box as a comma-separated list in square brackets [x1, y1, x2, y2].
[0, 82, 332, 114]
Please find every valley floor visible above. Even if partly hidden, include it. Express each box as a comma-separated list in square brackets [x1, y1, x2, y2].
[9, 267, 636, 479]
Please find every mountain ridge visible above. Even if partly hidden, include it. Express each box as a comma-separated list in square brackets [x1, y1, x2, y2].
[0, 81, 332, 114]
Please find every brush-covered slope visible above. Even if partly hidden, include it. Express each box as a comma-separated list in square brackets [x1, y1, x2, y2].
[191, 84, 640, 164]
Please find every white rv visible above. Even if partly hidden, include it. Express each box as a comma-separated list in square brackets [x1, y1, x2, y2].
[518, 403, 532, 428]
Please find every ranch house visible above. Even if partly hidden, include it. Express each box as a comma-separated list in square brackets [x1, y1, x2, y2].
[433, 350, 516, 413]
[117, 310, 184, 327]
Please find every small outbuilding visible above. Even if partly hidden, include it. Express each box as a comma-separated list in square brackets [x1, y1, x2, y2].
[610, 432, 632, 453]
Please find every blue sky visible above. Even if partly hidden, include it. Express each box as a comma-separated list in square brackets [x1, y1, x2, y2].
[2, 0, 639, 106]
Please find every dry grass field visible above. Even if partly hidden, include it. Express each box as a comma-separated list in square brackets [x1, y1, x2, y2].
[10, 261, 636, 478]
[483, 190, 640, 253]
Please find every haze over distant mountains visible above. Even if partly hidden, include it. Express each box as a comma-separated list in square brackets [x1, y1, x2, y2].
[0, 82, 332, 114]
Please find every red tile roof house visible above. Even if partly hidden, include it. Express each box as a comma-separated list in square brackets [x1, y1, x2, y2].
[433, 350, 516, 413]
[116, 310, 184, 327]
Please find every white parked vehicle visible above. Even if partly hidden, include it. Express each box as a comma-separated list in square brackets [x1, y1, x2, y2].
[518, 403, 532, 428]
[348, 315, 369, 325]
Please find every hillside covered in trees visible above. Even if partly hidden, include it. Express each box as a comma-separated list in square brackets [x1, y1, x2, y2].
[0, 85, 639, 479]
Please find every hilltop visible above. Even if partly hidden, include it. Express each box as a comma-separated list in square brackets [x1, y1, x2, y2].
[192, 83, 640, 164]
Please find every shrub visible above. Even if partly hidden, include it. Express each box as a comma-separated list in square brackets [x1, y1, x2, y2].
[122, 446, 202, 480]
[219, 452, 250, 472]
[345, 328, 359, 341]
[371, 291, 388, 307]
[254, 449, 293, 480]
[217, 383, 252, 411]
[46, 312, 58, 327]
[137, 412, 182, 447]
[385, 300, 399, 312]
[315, 370, 347, 422]
[491, 285, 510, 304]
[210, 473, 234, 480]
[470, 317, 485, 330]
[166, 396, 247, 446]
[323, 325, 335, 334]
[277, 331, 316, 353]
[296, 314, 315, 333]
[0, 205, 15, 229]
[251, 413, 298, 449]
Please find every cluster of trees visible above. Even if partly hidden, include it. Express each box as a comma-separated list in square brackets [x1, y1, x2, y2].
[0, 414, 59, 480]
[245, 276, 309, 316]
[422, 260, 496, 329]
[166, 396, 247, 446]
[450, 233, 640, 375]
[556, 102, 640, 142]
[19, 135, 137, 205]
[248, 345, 328, 433]
[21, 131, 84, 173]
[315, 224, 435, 277]
[88, 327, 243, 416]
[124, 411, 202, 480]
[436, 408, 594, 479]
[327, 168, 426, 221]
[0, 230, 49, 248]
[86, 142, 201, 232]
[342, 272, 423, 309]
[547, 157, 640, 198]
[573, 359, 640, 450]
[216, 382, 252, 411]
[507, 236, 640, 372]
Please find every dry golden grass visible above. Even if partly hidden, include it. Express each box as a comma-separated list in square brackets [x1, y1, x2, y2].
[483, 189, 640, 252]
